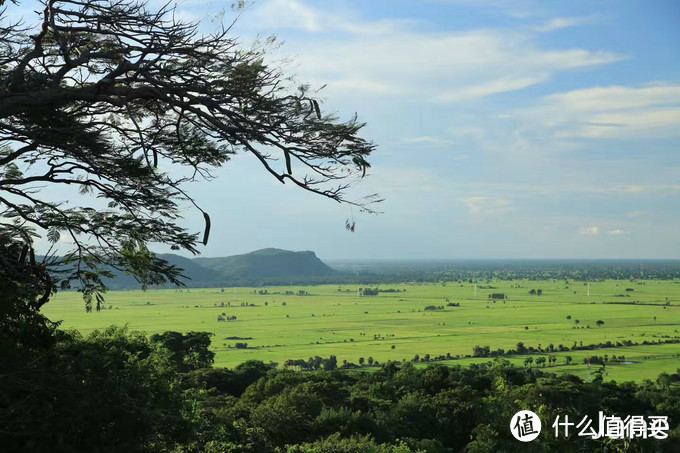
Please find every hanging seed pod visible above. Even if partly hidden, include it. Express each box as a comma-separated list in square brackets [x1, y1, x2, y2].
[202, 212, 211, 245]
[284, 149, 292, 174]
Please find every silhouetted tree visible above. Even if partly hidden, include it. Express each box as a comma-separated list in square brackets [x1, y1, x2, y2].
[0, 0, 379, 310]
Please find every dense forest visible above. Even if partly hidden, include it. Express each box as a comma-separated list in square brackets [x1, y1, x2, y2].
[3, 318, 679, 452]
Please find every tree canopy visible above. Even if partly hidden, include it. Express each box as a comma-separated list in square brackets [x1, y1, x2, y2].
[0, 0, 378, 309]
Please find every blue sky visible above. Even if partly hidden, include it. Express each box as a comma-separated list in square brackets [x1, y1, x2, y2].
[14, 0, 680, 259]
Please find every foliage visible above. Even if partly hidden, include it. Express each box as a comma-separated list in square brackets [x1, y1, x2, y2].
[285, 434, 422, 453]
[0, 326, 190, 452]
[181, 358, 680, 452]
[0, 231, 58, 355]
[3, 321, 680, 452]
[150, 331, 215, 371]
[0, 0, 378, 309]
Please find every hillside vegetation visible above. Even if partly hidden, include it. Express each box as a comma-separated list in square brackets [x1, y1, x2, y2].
[195, 248, 336, 281]
[4, 325, 679, 452]
[104, 248, 336, 289]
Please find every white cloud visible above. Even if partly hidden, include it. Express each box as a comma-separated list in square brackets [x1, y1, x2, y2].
[617, 185, 680, 195]
[248, 0, 321, 32]
[546, 85, 680, 112]
[506, 83, 680, 145]
[578, 226, 600, 235]
[405, 136, 456, 146]
[532, 16, 595, 33]
[556, 109, 680, 139]
[324, 78, 402, 95]
[435, 76, 546, 102]
[606, 229, 626, 235]
[460, 196, 514, 215]
[246, 0, 412, 35]
[360, 167, 443, 195]
[240, 1, 625, 103]
[371, 176, 680, 201]
[438, 0, 547, 19]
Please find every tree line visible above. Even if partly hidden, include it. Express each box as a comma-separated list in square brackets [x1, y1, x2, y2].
[3, 324, 679, 452]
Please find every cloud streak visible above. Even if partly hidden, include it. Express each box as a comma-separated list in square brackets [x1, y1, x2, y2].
[532, 16, 597, 33]
[241, 0, 625, 104]
[460, 196, 514, 215]
[578, 226, 600, 235]
[514, 84, 680, 141]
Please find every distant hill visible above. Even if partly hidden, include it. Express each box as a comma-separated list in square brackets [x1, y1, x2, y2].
[194, 248, 336, 281]
[102, 248, 337, 289]
[157, 253, 222, 286]
[102, 253, 221, 290]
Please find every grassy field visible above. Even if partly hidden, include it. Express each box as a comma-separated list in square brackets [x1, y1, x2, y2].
[43, 279, 680, 382]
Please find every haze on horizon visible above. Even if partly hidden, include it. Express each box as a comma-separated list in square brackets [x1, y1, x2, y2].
[22, 0, 680, 261]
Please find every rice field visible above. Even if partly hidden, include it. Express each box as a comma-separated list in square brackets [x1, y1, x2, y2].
[43, 279, 680, 382]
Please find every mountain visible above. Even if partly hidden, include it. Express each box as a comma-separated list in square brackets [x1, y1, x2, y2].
[157, 253, 222, 286]
[194, 248, 336, 281]
[102, 253, 221, 290]
[101, 248, 337, 289]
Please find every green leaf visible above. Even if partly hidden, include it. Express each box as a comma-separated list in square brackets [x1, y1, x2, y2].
[47, 227, 61, 244]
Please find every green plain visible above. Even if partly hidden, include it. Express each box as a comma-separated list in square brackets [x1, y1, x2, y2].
[43, 279, 680, 382]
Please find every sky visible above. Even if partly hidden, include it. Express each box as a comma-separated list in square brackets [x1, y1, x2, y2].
[11, 0, 680, 260]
